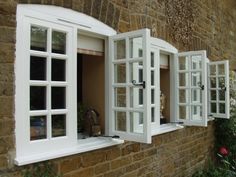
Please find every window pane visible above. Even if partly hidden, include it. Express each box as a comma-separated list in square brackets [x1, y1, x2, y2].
[210, 77, 216, 88]
[114, 64, 126, 83]
[210, 65, 216, 75]
[191, 55, 202, 70]
[151, 107, 155, 122]
[115, 111, 126, 131]
[139, 69, 143, 82]
[179, 89, 188, 103]
[31, 26, 47, 51]
[130, 87, 143, 108]
[210, 90, 216, 101]
[191, 72, 201, 87]
[218, 77, 225, 88]
[52, 59, 66, 81]
[179, 56, 188, 70]
[130, 112, 143, 134]
[30, 116, 47, 141]
[130, 62, 142, 83]
[151, 70, 154, 86]
[191, 106, 202, 120]
[114, 87, 126, 107]
[52, 31, 66, 54]
[179, 106, 187, 119]
[114, 40, 126, 60]
[179, 73, 188, 87]
[51, 87, 66, 109]
[151, 52, 154, 67]
[52, 114, 66, 137]
[211, 102, 216, 113]
[151, 89, 155, 104]
[130, 37, 143, 58]
[219, 103, 225, 114]
[191, 89, 202, 103]
[30, 86, 46, 110]
[219, 90, 225, 101]
[30, 56, 46, 80]
[218, 64, 225, 75]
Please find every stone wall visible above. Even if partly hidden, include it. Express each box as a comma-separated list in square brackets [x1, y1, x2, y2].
[0, 0, 236, 176]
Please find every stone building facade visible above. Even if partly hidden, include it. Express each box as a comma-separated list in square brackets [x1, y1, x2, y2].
[0, 0, 236, 177]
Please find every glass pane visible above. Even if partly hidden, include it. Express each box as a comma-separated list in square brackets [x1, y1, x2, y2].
[179, 89, 188, 103]
[179, 73, 188, 87]
[218, 64, 225, 75]
[114, 87, 126, 107]
[30, 116, 47, 141]
[115, 111, 126, 131]
[191, 72, 201, 87]
[30, 86, 46, 110]
[30, 56, 46, 80]
[179, 56, 188, 70]
[52, 31, 66, 54]
[210, 77, 216, 88]
[114, 40, 126, 60]
[218, 77, 225, 88]
[211, 102, 216, 113]
[191, 106, 202, 120]
[191, 89, 202, 103]
[219, 103, 225, 114]
[151, 52, 154, 67]
[191, 55, 202, 70]
[210, 65, 216, 75]
[151, 70, 154, 86]
[130, 37, 143, 58]
[31, 26, 47, 51]
[130, 62, 142, 83]
[51, 87, 66, 109]
[52, 114, 66, 137]
[130, 112, 143, 134]
[179, 106, 187, 119]
[151, 107, 155, 122]
[52, 59, 66, 81]
[210, 90, 216, 101]
[151, 89, 155, 104]
[219, 90, 225, 101]
[130, 87, 143, 108]
[114, 64, 126, 83]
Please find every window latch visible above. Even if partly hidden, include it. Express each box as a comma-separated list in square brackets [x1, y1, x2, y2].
[132, 80, 146, 89]
[198, 82, 204, 90]
[220, 86, 226, 91]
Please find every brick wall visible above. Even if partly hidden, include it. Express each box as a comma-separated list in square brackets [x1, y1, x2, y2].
[0, 0, 235, 176]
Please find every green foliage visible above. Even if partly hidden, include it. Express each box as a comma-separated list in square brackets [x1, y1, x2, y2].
[23, 162, 61, 177]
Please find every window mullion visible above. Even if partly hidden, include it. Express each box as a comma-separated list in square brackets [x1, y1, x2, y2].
[188, 55, 192, 121]
[126, 37, 130, 133]
[216, 64, 219, 114]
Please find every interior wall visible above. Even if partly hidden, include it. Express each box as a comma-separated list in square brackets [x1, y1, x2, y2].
[82, 54, 105, 133]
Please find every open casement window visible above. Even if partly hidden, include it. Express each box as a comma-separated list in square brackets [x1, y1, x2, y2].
[175, 51, 208, 126]
[109, 29, 152, 143]
[208, 61, 230, 119]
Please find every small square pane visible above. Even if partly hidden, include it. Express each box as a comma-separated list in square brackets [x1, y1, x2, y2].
[179, 106, 187, 120]
[130, 37, 143, 58]
[151, 52, 154, 67]
[219, 103, 225, 114]
[30, 56, 46, 80]
[151, 107, 155, 122]
[52, 59, 66, 81]
[31, 26, 47, 51]
[130, 112, 143, 134]
[30, 116, 47, 141]
[114, 87, 126, 107]
[218, 77, 225, 88]
[179, 89, 188, 103]
[191, 55, 202, 70]
[179, 56, 188, 70]
[219, 90, 225, 101]
[30, 86, 46, 110]
[130, 87, 143, 108]
[115, 111, 126, 131]
[191, 89, 202, 103]
[179, 73, 188, 87]
[130, 62, 142, 83]
[218, 64, 225, 75]
[210, 77, 216, 88]
[210, 65, 216, 75]
[52, 114, 66, 137]
[51, 87, 66, 109]
[114, 64, 126, 83]
[210, 90, 216, 101]
[114, 40, 126, 60]
[191, 72, 201, 87]
[211, 102, 216, 113]
[52, 31, 66, 54]
[191, 106, 202, 120]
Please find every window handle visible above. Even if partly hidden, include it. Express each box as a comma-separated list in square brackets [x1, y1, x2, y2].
[132, 80, 146, 89]
[220, 86, 226, 91]
[198, 82, 204, 90]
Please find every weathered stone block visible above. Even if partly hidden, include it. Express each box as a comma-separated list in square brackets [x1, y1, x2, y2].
[95, 162, 110, 175]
